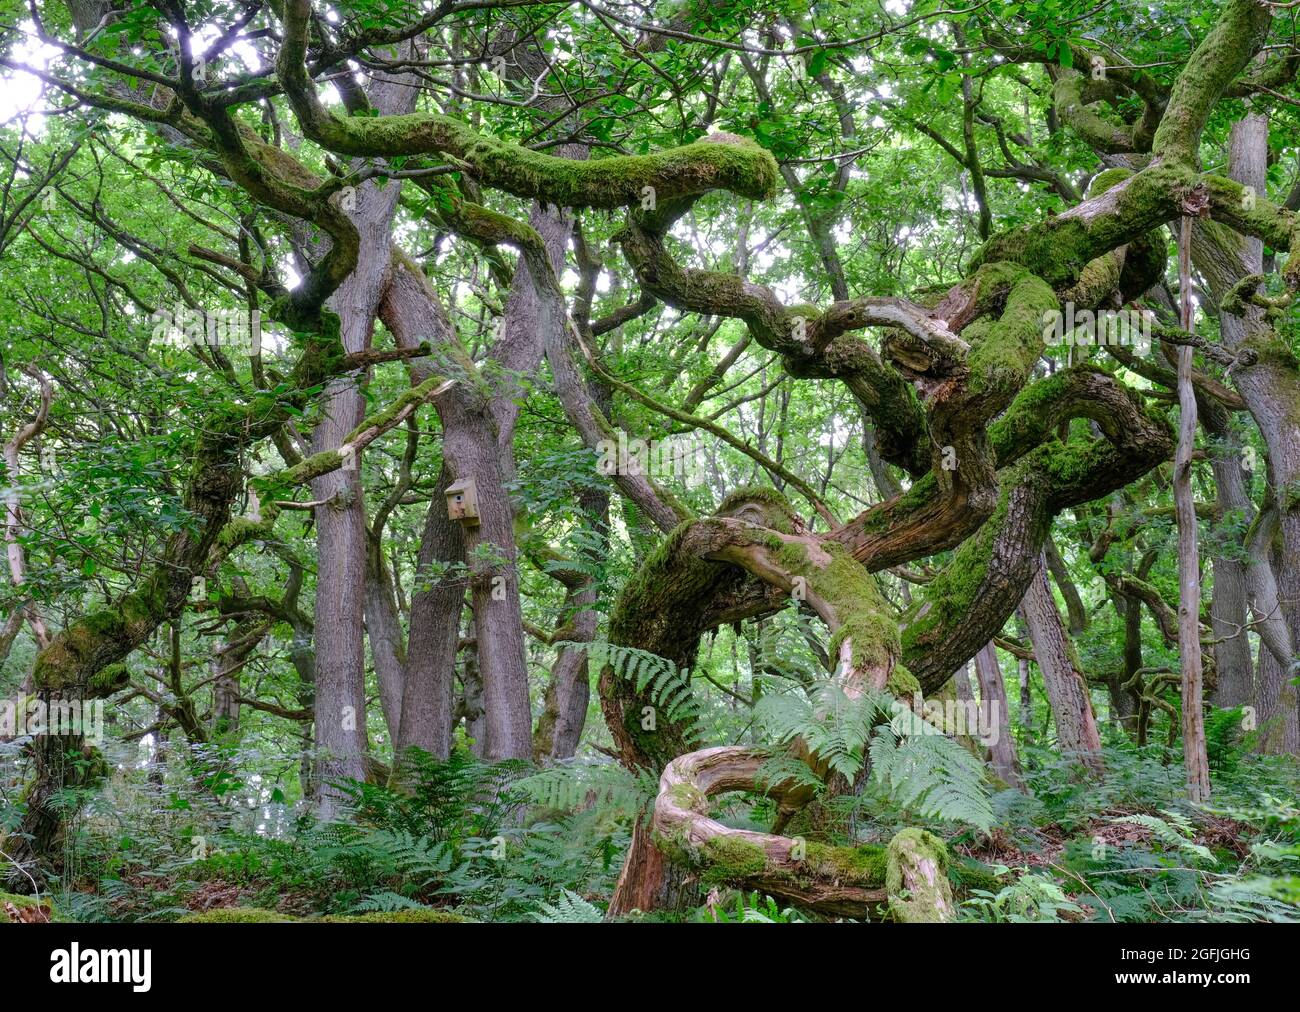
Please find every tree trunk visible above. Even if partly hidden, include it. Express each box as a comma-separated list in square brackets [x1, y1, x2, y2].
[1204, 404, 1255, 707]
[307, 64, 418, 816]
[973, 641, 1022, 787]
[365, 538, 407, 745]
[607, 814, 698, 918]
[380, 255, 533, 761]
[1175, 215, 1211, 802]
[394, 473, 464, 760]
[1257, 534, 1300, 753]
[1044, 536, 1088, 634]
[1020, 558, 1102, 760]
[1191, 110, 1300, 753]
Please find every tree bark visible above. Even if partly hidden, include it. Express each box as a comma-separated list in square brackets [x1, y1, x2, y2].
[1020, 558, 1102, 760]
[1175, 215, 1211, 801]
[974, 641, 1022, 787]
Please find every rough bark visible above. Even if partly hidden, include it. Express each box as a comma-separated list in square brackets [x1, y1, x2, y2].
[1175, 216, 1211, 801]
[1020, 558, 1103, 759]
[974, 641, 1023, 787]
[394, 473, 464, 760]
[308, 60, 419, 817]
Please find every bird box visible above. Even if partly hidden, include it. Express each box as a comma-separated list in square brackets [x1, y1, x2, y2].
[445, 478, 480, 525]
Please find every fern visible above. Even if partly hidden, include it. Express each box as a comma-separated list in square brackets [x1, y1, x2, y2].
[753, 679, 993, 830]
[754, 681, 885, 780]
[355, 891, 427, 912]
[529, 889, 604, 923]
[517, 761, 657, 814]
[741, 614, 821, 687]
[562, 641, 702, 730]
[869, 704, 995, 832]
[961, 872, 1084, 923]
[754, 754, 826, 797]
[706, 891, 808, 923]
[1111, 812, 1216, 864]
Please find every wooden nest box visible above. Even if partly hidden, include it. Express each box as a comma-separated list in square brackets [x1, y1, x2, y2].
[445, 477, 480, 526]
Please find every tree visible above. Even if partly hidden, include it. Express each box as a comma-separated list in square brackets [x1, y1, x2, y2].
[0, 0, 1297, 921]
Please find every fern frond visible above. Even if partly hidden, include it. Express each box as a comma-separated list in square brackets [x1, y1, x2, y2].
[529, 889, 604, 923]
[517, 761, 656, 814]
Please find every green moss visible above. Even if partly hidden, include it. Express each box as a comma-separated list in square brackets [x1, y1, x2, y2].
[313, 108, 779, 209]
[650, 827, 695, 866]
[970, 164, 1190, 286]
[667, 781, 708, 812]
[699, 835, 769, 883]
[885, 828, 953, 923]
[672, 833, 889, 899]
[1150, 0, 1272, 164]
[770, 536, 899, 677]
[1053, 75, 1135, 153]
[803, 842, 888, 884]
[0, 890, 62, 922]
[179, 906, 299, 923]
[1088, 167, 1134, 197]
[989, 364, 1120, 464]
[716, 486, 800, 533]
[949, 857, 1004, 895]
[887, 662, 921, 697]
[966, 272, 1058, 406]
[34, 575, 169, 693]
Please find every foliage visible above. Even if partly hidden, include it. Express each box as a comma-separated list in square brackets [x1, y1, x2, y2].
[755, 680, 995, 831]
[528, 888, 605, 923]
[1, 0, 1299, 933]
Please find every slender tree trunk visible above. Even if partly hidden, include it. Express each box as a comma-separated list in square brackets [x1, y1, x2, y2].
[1020, 559, 1102, 760]
[461, 641, 487, 757]
[974, 641, 1022, 787]
[3, 366, 53, 675]
[1115, 591, 1143, 734]
[1204, 404, 1255, 707]
[533, 487, 608, 760]
[1044, 536, 1088, 634]
[1175, 215, 1211, 801]
[362, 527, 408, 745]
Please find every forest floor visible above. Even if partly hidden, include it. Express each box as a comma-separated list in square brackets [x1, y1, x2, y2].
[4, 738, 1297, 924]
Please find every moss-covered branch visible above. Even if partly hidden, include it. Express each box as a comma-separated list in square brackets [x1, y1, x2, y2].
[651, 745, 953, 919]
[276, 1, 777, 209]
